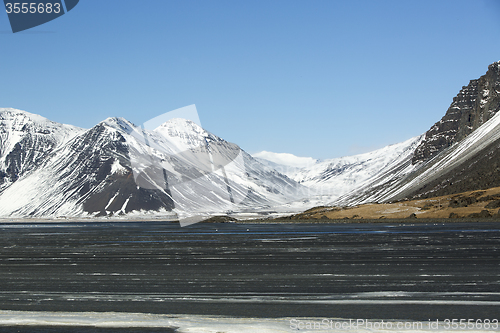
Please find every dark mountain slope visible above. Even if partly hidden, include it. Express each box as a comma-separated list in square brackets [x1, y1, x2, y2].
[332, 61, 500, 206]
[405, 132, 500, 200]
[412, 61, 500, 164]
[0, 108, 83, 187]
[57, 123, 175, 216]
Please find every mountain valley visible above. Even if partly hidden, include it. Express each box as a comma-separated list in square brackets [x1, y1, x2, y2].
[0, 61, 499, 220]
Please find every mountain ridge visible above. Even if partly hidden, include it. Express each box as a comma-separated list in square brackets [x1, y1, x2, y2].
[0, 110, 304, 218]
[412, 61, 500, 164]
[2, 61, 500, 218]
[257, 61, 500, 210]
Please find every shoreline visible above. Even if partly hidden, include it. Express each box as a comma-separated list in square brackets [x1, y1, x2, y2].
[0, 216, 499, 224]
[237, 217, 500, 224]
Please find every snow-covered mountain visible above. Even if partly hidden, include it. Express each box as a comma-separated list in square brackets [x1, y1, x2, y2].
[253, 151, 318, 170]
[0, 109, 304, 218]
[253, 135, 423, 202]
[333, 108, 500, 206]
[333, 61, 500, 206]
[257, 61, 500, 207]
[0, 108, 84, 189]
[412, 61, 500, 164]
[2, 61, 499, 218]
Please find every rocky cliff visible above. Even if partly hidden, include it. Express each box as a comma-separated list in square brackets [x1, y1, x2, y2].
[412, 61, 500, 164]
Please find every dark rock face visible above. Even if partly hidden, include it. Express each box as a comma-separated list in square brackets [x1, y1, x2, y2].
[406, 135, 500, 199]
[412, 62, 500, 164]
[82, 171, 174, 216]
[47, 123, 175, 216]
[334, 62, 500, 206]
[0, 113, 66, 185]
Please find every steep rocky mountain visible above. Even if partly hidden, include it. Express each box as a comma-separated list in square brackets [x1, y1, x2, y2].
[392, 108, 500, 201]
[0, 108, 84, 188]
[257, 61, 500, 208]
[334, 107, 500, 206]
[0, 110, 304, 218]
[412, 61, 500, 164]
[0, 119, 176, 217]
[3, 62, 500, 218]
[332, 61, 500, 206]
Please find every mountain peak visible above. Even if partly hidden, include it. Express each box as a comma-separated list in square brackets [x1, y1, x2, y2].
[0, 107, 52, 124]
[0, 108, 85, 188]
[0, 109, 305, 218]
[412, 61, 500, 164]
[488, 60, 500, 71]
[156, 118, 205, 135]
[102, 117, 137, 133]
[153, 118, 221, 152]
[0, 108, 84, 135]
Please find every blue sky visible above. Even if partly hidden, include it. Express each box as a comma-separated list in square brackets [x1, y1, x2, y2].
[1, 0, 500, 160]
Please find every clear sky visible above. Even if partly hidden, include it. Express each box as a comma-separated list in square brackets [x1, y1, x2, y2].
[1, 0, 500, 160]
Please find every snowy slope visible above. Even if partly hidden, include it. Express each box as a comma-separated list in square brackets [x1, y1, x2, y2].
[0, 113, 305, 218]
[118, 118, 306, 216]
[254, 135, 424, 202]
[0, 120, 165, 217]
[332, 110, 500, 206]
[0, 108, 84, 190]
[384, 109, 500, 201]
[253, 151, 318, 168]
[332, 62, 500, 206]
[5, 78, 500, 218]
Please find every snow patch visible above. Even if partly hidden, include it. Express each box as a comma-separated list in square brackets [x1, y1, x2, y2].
[110, 159, 127, 175]
[252, 151, 318, 168]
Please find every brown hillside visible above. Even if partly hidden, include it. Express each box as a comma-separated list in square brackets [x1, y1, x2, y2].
[286, 186, 500, 220]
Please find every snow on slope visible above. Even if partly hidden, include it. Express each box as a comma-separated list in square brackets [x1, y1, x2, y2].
[253, 151, 318, 168]
[254, 135, 424, 202]
[0, 108, 84, 189]
[0, 121, 134, 217]
[0, 108, 83, 153]
[118, 118, 306, 216]
[9, 106, 495, 217]
[380, 109, 500, 202]
[331, 136, 425, 206]
[0, 113, 305, 217]
[332, 109, 500, 206]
